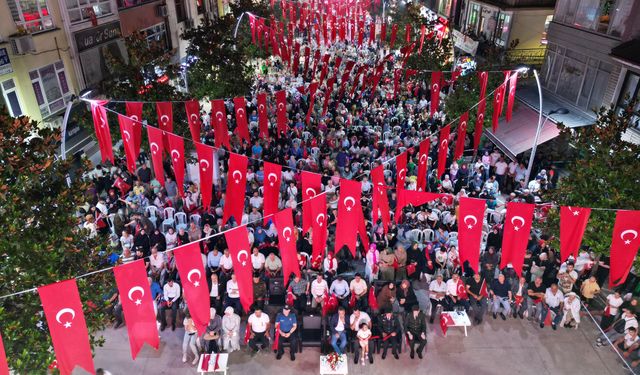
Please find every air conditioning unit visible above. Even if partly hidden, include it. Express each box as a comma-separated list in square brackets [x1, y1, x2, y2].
[156, 5, 168, 17]
[10, 34, 35, 55]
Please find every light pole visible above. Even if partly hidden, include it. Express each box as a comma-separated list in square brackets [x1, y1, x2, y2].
[523, 68, 568, 185]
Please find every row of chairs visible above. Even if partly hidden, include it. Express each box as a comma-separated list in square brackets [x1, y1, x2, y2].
[105, 206, 202, 236]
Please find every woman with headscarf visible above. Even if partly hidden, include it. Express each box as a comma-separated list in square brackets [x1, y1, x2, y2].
[397, 280, 418, 312]
[202, 307, 222, 354]
[407, 242, 425, 281]
[394, 245, 408, 281]
[221, 306, 241, 352]
[379, 247, 396, 281]
[365, 243, 380, 283]
[377, 282, 397, 313]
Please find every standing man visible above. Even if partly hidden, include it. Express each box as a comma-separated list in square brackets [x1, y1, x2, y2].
[466, 273, 487, 324]
[405, 305, 427, 359]
[275, 305, 298, 361]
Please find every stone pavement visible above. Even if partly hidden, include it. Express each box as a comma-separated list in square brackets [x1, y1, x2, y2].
[90, 298, 629, 375]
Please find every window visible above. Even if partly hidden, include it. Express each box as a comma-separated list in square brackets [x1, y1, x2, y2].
[466, 3, 481, 36]
[554, 0, 630, 37]
[438, 0, 452, 18]
[541, 15, 553, 45]
[142, 23, 169, 51]
[616, 71, 640, 129]
[175, 0, 187, 22]
[197, 0, 204, 14]
[494, 13, 511, 47]
[1, 79, 23, 117]
[7, 0, 54, 33]
[65, 0, 113, 25]
[30, 61, 73, 118]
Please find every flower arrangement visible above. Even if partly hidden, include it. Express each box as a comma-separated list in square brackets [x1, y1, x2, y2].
[325, 352, 345, 371]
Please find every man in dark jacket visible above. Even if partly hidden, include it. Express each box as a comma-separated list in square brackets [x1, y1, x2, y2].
[379, 310, 400, 359]
[405, 305, 427, 359]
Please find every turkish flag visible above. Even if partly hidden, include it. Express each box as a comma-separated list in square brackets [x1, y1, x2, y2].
[167, 133, 185, 198]
[396, 151, 408, 192]
[312, 50, 321, 76]
[113, 260, 160, 359]
[38, 279, 95, 375]
[368, 287, 378, 310]
[416, 138, 430, 192]
[380, 22, 386, 43]
[335, 179, 367, 257]
[559, 206, 591, 262]
[90, 102, 114, 164]
[419, 25, 426, 54]
[263, 162, 281, 224]
[211, 99, 231, 148]
[405, 23, 411, 43]
[125, 101, 143, 159]
[506, 72, 518, 122]
[371, 165, 390, 232]
[233, 97, 250, 142]
[195, 142, 214, 209]
[390, 24, 398, 48]
[478, 71, 489, 101]
[222, 152, 248, 225]
[146, 125, 165, 187]
[302, 171, 322, 233]
[458, 197, 486, 273]
[274, 208, 301, 286]
[609, 210, 640, 287]
[322, 76, 336, 116]
[257, 92, 269, 138]
[456, 278, 469, 300]
[474, 98, 486, 152]
[303, 46, 311, 76]
[306, 81, 319, 124]
[248, 14, 257, 43]
[430, 71, 442, 118]
[0, 331, 8, 375]
[500, 202, 535, 276]
[275, 90, 288, 136]
[395, 190, 446, 223]
[118, 114, 137, 174]
[292, 43, 301, 76]
[491, 71, 510, 132]
[309, 193, 328, 268]
[392, 69, 402, 98]
[479, 278, 489, 298]
[369, 20, 376, 44]
[440, 313, 453, 336]
[544, 308, 553, 326]
[454, 112, 469, 160]
[437, 123, 451, 179]
[225, 226, 255, 312]
[174, 242, 210, 334]
[156, 101, 173, 152]
[185, 100, 201, 142]
[256, 18, 265, 44]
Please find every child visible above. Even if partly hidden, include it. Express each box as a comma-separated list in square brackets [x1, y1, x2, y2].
[357, 322, 372, 365]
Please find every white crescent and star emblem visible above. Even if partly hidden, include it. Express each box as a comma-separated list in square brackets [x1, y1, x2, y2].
[496, 92, 502, 102]
[127, 286, 145, 306]
[171, 149, 181, 163]
[511, 216, 526, 231]
[187, 269, 202, 287]
[343, 196, 356, 211]
[259, 104, 265, 113]
[55, 308, 76, 329]
[123, 130, 131, 142]
[621, 230, 639, 245]
[215, 111, 224, 121]
[267, 173, 279, 186]
[420, 154, 427, 165]
[282, 227, 293, 242]
[160, 115, 169, 125]
[232, 170, 243, 184]
[190, 113, 198, 124]
[305, 188, 317, 197]
[440, 139, 448, 150]
[99, 117, 106, 128]
[130, 115, 139, 122]
[567, 206, 580, 216]
[237, 108, 245, 118]
[150, 142, 159, 155]
[278, 103, 285, 112]
[316, 213, 326, 226]
[398, 168, 406, 180]
[460, 121, 467, 131]
[199, 159, 210, 171]
[478, 113, 485, 122]
[432, 83, 439, 92]
[237, 250, 249, 266]
[463, 215, 478, 229]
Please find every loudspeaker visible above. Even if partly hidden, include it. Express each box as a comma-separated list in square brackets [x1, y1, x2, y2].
[301, 314, 323, 344]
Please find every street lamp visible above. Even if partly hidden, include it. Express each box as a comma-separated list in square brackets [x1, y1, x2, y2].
[523, 67, 569, 185]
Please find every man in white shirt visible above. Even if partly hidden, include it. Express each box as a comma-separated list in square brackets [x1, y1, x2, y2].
[349, 273, 368, 310]
[251, 247, 266, 273]
[330, 276, 350, 308]
[247, 306, 271, 352]
[445, 273, 469, 311]
[540, 283, 564, 330]
[219, 248, 234, 278]
[429, 275, 448, 324]
[160, 278, 181, 331]
[225, 273, 242, 314]
[310, 274, 329, 310]
[265, 253, 283, 278]
[249, 191, 264, 209]
[494, 157, 508, 190]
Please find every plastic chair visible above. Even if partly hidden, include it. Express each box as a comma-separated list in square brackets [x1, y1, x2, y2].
[175, 212, 188, 231]
[145, 205, 158, 228]
[107, 213, 116, 235]
[190, 214, 202, 228]
[422, 229, 435, 242]
[161, 207, 175, 233]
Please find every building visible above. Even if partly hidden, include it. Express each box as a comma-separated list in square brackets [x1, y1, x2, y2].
[540, 0, 640, 142]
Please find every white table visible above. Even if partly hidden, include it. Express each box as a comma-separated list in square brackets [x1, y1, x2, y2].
[197, 353, 228, 375]
[442, 311, 472, 337]
[319, 354, 348, 375]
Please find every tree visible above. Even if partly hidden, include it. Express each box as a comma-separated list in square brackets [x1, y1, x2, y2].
[540, 101, 640, 261]
[0, 107, 111, 372]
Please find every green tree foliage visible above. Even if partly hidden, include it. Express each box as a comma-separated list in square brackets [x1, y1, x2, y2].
[541, 101, 640, 258]
[0, 108, 110, 372]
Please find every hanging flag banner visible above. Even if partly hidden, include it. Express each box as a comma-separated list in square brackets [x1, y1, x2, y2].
[395, 151, 408, 193]
[167, 133, 186, 198]
[211, 99, 231, 148]
[146, 125, 165, 187]
[430, 72, 442, 118]
[416, 138, 430, 192]
[335, 179, 367, 257]
[559, 206, 591, 262]
[474, 98, 486, 152]
[437, 123, 451, 179]
[309, 193, 328, 268]
[185, 100, 201, 143]
[609, 210, 640, 287]
[263, 162, 282, 224]
[371, 165, 390, 232]
[302, 171, 322, 233]
[275, 90, 288, 136]
[195, 142, 214, 209]
[174, 242, 210, 334]
[90, 102, 114, 164]
[274, 208, 302, 286]
[233, 96, 251, 142]
[156, 101, 173, 152]
[395, 190, 447, 223]
[506, 71, 518, 122]
[457, 197, 486, 273]
[222, 152, 248, 226]
[225, 226, 255, 312]
[117, 114, 137, 174]
[454, 112, 469, 160]
[125, 101, 143, 158]
[500, 202, 535, 276]
[257, 92, 269, 138]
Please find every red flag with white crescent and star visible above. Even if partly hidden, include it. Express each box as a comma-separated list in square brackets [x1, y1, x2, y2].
[500, 202, 535, 276]
[390, 24, 398, 48]
[491, 71, 510, 132]
[222, 152, 248, 226]
[302, 171, 322, 234]
[416, 138, 430, 192]
[156, 101, 173, 152]
[478, 71, 489, 101]
[506, 72, 518, 122]
[38, 279, 95, 375]
[125, 101, 143, 158]
[454, 112, 469, 160]
[167, 132, 185, 198]
[437, 123, 451, 179]
[274, 208, 301, 286]
[248, 13, 257, 43]
[335, 179, 367, 257]
[395, 151, 408, 193]
[380, 22, 386, 43]
[456, 278, 469, 300]
[117, 114, 137, 174]
[195, 142, 214, 209]
[419, 24, 426, 54]
[458, 197, 486, 273]
[263, 162, 282, 224]
[609, 210, 640, 287]
[225, 226, 255, 312]
[474, 98, 486, 152]
[211, 99, 231, 148]
[371, 165, 390, 232]
[90, 102, 114, 164]
[405, 23, 411, 43]
[306, 81, 319, 125]
[275, 90, 288, 137]
[430, 71, 442, 118]
[146, 125, 165, 187]
[257, 92, 269, 138]
[185, 99, 201, 143]
[479, 278, 489, 298]
[174, 242, 210, 334]
[559, 206, 591, 262]
[233, 96, 250, 142]
[309, 193, 328, 268]
[113, 260, 160, 359]
[395, 190, 447, 223]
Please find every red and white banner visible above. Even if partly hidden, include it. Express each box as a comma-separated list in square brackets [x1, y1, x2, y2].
[90, 103, 114, 164]
[500, 202, 535, 276]
[419, 24, 426, 54]
[416, 138, 430, 192]
[437, 123, 450, 179]
[371, 165, 390, 232]
[113, 260, 160, 359]
[274, 208, 301, 286]
[257, 92, 269, 138]
[457, 197, 486, 273]
[478, 71, 488, 101]
[195, 142, 214, 209]
[222, 152, 248, 225]
[395, 151, 408, 193]
[275, 90, 288, 136]
[395, 190, 446, 223]
[306, 81, 319, 124]
[156, 101, 173, 152]
[390, 24, 398, 49]
[430, 72, 442, 118]
[167, 133, 185, 198]
[491, 72, 509, 132]
[174, 243, 210, 334]
[185, 100, 201, 143]
[559, 206, 591, 262]
[125, 101, 143, 159]
[263, 162, 282, 224]
[211, 99, 231, 148]
[225, 226, 255, 312]
[146, 125, 165, 187]
[38, 279, 95, 375]
[405, 23, 411, 43]
[454, 112, 469, 161]
[474, 98, 486, 152]
[233, 97, 250, 142]
[309, 193, 328, 268]
[302, 171, 322, 234]
[609, 210, 640, 287]
[506, 72, 518, 122]
[335, 179, 367, 257]
[117, 114, 137, 173]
